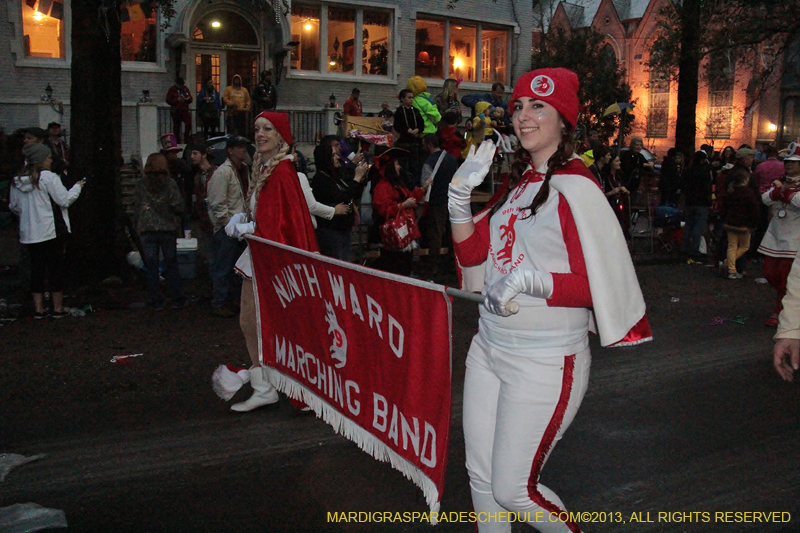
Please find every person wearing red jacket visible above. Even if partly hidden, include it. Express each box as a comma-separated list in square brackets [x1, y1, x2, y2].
[371, 147, 429, 276]
[165, 77, 193, 143]
[224, 111, 319, 412]
[343, 88, 363, 116]
[438, 110, 466, 161]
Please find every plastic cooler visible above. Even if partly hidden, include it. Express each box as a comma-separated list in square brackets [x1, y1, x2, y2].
[176, 238, 198, 279]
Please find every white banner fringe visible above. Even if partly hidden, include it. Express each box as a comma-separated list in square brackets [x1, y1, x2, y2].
[264, 367, 442, 524]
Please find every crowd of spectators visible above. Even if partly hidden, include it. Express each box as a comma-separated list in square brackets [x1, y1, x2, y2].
[5, 71, 800, 336]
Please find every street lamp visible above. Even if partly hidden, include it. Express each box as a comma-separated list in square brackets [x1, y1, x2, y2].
[329, 93, 337, 108]
[139, 90, 153, 103]
[41, 83, 63, 115]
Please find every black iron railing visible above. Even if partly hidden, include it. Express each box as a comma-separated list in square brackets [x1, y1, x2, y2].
[157, 107, 328, 144]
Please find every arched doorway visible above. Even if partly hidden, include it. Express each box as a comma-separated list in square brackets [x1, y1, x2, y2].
[189, 9, 260, 136]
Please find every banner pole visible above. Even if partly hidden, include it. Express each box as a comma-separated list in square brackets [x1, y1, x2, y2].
[444, 287, 519, 314]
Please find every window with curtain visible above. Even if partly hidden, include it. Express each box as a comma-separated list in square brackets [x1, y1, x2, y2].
[481, 27, 507, 85]
[21, 0, 65, 59]
[416, 16, 510, 84]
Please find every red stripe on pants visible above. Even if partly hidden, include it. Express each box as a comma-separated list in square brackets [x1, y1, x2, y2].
[763, 256, 795, 314]
[526, 354, 581, 533]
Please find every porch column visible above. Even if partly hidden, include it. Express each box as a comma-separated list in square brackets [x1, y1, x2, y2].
[137, 101, 160, 158]
[325, 107, 339, 136]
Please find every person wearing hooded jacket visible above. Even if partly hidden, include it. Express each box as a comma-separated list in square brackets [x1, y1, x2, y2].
[406, 76, 441, 135]
[223, 74, 251, 136]
[9, 143, 84, 318]
[133, 153, 188, 311]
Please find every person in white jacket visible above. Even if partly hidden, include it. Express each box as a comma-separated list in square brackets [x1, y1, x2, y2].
[290, 145, 348, 228]
[774, 255, 800, 381]
[9, 143, 84, 318]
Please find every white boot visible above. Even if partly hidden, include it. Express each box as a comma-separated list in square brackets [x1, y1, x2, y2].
[230, 366, 279, 412]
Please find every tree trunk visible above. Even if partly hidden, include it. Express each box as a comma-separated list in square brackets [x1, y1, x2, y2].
[69, 1, 124, 283]
[674, 0, 702, 158]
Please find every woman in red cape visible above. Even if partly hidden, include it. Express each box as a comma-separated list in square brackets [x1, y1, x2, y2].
[228, 111, 319, 412]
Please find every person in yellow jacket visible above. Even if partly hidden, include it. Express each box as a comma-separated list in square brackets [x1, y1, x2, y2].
[406, 76, 441, 135]
[462, 102, 501, 160]
[223, 74, 251, 136]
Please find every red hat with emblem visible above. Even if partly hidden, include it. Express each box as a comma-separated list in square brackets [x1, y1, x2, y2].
[509, 68, 580, 129]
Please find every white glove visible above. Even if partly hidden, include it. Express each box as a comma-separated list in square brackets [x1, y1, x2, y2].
[484, 268, 553, 317]
[225, 213, 248, 237]
[232, 222, 255, 240]
[448, 140, 496, 224]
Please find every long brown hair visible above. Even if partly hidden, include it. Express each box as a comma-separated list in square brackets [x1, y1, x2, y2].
[143, 153, 169, 194]
[17, 161, 44, 189]
[436, 78, 459, 107]
[491, 126, 575, 218]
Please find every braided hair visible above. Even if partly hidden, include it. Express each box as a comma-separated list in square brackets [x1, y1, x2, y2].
[246, 140, 292, 220]
[491, 126, 574, 218]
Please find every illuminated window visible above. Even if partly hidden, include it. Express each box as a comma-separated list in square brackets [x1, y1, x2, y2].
[450, 24, 476, 82]
[647, 68, 670, 138]
[120, 1, 157, 62]
[291, 4, 392, 76]
[415, 19, 445, 79]
[195, 54, 220, 95]
[291, 5, 321, 71]
[481, 27, 507, 85]
[327, 8, 355, 74]
[783, 97, 800, 144]
[21, 0, 65, 59]
[706, 51, 735, 140]
[416, 16, 510, 83]
[192, 10, 258, 46]
[363, 10, 389, 76]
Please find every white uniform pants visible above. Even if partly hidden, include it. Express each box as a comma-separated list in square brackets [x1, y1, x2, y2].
[463, 333, 591, 533]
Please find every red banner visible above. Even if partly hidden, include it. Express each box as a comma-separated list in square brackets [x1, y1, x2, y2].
[248, 237, 453, 515]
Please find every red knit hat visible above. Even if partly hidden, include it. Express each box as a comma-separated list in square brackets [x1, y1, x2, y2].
[509, 68, 580, 129]
[254, 111, 294, 145]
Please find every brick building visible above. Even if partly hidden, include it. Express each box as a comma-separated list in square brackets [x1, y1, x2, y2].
[545, 0, 799, 156]
[1, 0, 533, 158]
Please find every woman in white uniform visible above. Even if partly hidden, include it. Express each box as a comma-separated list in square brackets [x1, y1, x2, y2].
[448, 68, 652, 533]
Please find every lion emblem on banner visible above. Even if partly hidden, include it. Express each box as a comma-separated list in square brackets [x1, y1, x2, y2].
[324, 301, 347, 368]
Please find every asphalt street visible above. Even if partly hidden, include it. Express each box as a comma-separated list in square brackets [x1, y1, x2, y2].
[2, 258, 800, 532]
